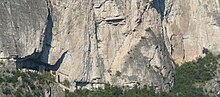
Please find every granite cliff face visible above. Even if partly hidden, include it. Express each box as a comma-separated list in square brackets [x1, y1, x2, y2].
[49, 0, 174, 92]
[164, 0, 220, 63]
[0, 0, 220, 92]
[0, 0, 48, 57]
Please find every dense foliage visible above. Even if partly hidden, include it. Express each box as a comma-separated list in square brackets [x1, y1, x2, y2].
[65, 52, 219, 97]
[0, 70, 55, 97]
[171, 52, 217, 97]
[65, 84, 170, 97]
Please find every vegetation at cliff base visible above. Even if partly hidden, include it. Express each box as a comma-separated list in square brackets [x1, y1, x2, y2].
[65, 84, 167, 97]
[171, 52, 217, 97]
[0, 51, 219, 97]
[0, 70, 55, 97]
[65, 52, 219, 97]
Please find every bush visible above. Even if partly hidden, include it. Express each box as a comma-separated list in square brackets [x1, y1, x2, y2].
[115, 71, 121, 77]
[15, 87, 23, 97]
[0, 77, 5, 83]
[141, 36, 146, 39]
[145, 27, 152, 32]
[5, 76, 17, 83]
[25, 92, 33, 97]
[2, 87, 12, 95]
[42, 72, 55, 82]
[63, 79, 70, 87]
[65, 90, 73, 97]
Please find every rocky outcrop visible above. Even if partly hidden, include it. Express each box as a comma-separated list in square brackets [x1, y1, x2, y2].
[164, 0, 220, 64]
[48, 0, 175, 92]
[1, 0, 220, 93]
[0, 0, 48, 58]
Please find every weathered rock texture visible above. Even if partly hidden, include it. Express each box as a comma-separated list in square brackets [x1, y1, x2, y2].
[164, 0, 220, 63]
[0, 0, 220, 93]
[0, 0, 48, 57]
[48, 0, 175, 92]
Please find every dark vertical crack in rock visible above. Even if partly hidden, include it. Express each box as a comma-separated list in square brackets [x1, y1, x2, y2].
[40, 0, 53, 63]
[15, 0, 67, 72]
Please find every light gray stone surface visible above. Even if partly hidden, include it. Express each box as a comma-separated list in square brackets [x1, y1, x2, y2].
[1, 0, 220, 93]
[48, 0, 174, 92]
[0, 0, 48, 58]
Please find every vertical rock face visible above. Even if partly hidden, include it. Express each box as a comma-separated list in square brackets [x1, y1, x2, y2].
[1, 0, 220, 92]
[0, 0, 48, 58]
[164, 0, 220, 63]
[49, 0, 175, 91]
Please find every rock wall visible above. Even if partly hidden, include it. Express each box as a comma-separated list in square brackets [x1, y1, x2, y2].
[0, 0, 48, 58]
[1, 0, 220, 92]
[49, 0, 175, 92]
[164, 0, 220, 64]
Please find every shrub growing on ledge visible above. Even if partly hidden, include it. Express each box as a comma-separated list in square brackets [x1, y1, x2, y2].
[115, 71, 122, 77]
[141, 36, 146, 39]
[63, 79, 70, 87]
[145, 27, 152, 32]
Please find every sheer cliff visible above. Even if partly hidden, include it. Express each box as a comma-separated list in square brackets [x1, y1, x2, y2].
[49, 0, 174, 92]
[0, 0, 220, 93]
[0, 0, 48, 57]
[164, 0, 220, 63]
